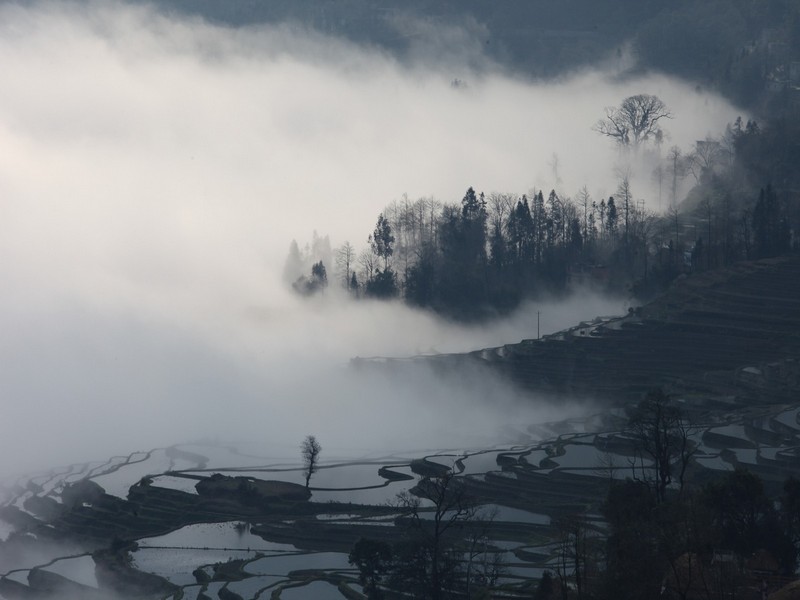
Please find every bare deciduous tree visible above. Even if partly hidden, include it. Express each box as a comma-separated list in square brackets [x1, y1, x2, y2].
[576, 186, 592, 240]
[651, 163, 665, 210]
[335, 241, 356, 289]
[358, 247, 376, 286]
[555, 515, 592, 600]
[487, 192, 516, 233]
[301, 435, 321, 489]
[628, 389, 696, 503]
[396, 471, 478, 600]
[614, 168, 634, 255]
[687, 138, 724, 183]
[666, 145, 687, 205]
[594, 94, 672, 149]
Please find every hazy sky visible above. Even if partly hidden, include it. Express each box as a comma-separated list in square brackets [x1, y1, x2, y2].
[0, 2, 745, 479]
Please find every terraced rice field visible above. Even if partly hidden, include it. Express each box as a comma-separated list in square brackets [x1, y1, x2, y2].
[3, 258, 800, 598]
[2, 387, 800, 600]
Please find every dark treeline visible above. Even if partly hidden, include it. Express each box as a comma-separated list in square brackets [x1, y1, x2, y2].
[286, 110, 800, 320]
[286, 183, 634, 320]
[346, 389, 800, 600]
[350, 471, 800, 599]
[676, 115, 800, 273]
[596, 470, 798, 600]
[555, 395, 800, 600]
[633, 0, 800, 114]
[589, 390, 799, 600]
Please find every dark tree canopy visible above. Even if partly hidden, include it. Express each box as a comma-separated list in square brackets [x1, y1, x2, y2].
[349, 538, 392, 600]
[292, 260, 328, 296]
[752, 184, 791, 259]
[628, 388, 694, 503]
[370, 213, 395, 270]
[311, 261, 327, 285]
[365, 267, 397, 299]
[289, 104, 800, 318]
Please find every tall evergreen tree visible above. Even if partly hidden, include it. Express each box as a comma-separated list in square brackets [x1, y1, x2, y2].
[752, 185, 790, 258]
[606, 198, 618, 240]
[370, 213, 395, 270]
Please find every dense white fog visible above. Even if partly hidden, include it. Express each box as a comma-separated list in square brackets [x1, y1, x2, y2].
[0, 2, 744, 479]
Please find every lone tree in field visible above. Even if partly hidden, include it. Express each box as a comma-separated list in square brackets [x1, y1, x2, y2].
[301, 435, 321, 488]
[594, 94, 672, 150]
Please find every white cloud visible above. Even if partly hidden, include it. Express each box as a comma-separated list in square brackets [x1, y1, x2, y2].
[0, 2, 743, 478]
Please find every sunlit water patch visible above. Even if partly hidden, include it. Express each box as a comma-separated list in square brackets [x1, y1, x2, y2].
[484, 505, 550, 525]
[175, 586, 201, 600]
[518, 449, 549, 468]
[279, 579, 346, 600]
[41, 555, 97, 588]
[774, 408, 800, 430]
[311, 481, 414, 505]
[378, 464, 416, 480]
[560, 468, 633, 480]
[202, 582, 226, 598]
[11, 491, 32, 512]
[90, 450, 199, 498]
[503, 564, 547, 579]
[702, 426, 754, 454]
[313, 463, 402, 489]
[732, 448, 759, 465]
[760, 447, 783, 461]
[245, 552, 352, 575]
[457, 451, 506, 475]
[549, 443, 610, 469]
[226, 574, 285, 597]
[132, 548, 256, 586]
[2, 569, 29, 584]
[148, 475, 200, 494]
[139, 522, 296, 551]
[183, 469, 305, 485]
[694, 455, 734, 471]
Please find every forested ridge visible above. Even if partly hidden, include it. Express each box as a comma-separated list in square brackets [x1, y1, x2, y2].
[130, 0, 800, 319]
[248, 0, 800, 318]
[286, 112, 800, 320]
[5, 3, 800, 599]
[140, 0, 800, 115]
[141, 0, 800, 116]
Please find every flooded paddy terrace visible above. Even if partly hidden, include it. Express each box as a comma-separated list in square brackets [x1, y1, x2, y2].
[2, 391, 800, 600]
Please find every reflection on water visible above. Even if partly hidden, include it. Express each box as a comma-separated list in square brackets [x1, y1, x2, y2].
[8, 398, 797, 600]
[279, 579, 346, 600]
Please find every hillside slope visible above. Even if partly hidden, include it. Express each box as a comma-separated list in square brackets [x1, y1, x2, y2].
[363, 256, 800, 404]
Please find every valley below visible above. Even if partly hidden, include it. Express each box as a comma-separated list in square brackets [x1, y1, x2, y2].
[3, 257, 800, 599]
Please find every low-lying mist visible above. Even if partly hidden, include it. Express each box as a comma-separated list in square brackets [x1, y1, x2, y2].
[0, 2, 741, 479]
[0, 289, 624, 480]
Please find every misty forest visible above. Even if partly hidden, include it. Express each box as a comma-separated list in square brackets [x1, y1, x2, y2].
[2, 1, 800, 600]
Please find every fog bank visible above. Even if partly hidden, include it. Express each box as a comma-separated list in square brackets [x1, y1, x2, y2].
[0, 2, 741, 478]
